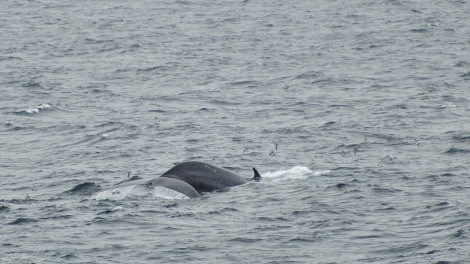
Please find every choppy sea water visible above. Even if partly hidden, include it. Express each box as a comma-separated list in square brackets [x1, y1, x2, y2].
[1, 0, 470, 263]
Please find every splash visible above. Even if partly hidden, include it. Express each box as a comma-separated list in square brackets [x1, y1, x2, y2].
[262, 166, 329, 181]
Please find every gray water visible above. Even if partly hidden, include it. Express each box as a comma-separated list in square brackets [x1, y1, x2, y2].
[1, 0, 470, 263]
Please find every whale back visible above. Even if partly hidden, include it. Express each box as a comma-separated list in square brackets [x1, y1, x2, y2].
[161, 161, 247, 193]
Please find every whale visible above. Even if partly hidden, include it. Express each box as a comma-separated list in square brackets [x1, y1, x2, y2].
[94, 161, 261, 199]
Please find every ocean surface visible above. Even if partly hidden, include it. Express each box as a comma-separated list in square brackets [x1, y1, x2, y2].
[1, 0, 470, 263]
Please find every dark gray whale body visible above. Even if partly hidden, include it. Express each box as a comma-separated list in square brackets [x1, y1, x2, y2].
[115, 161, 261, 198]
[162, 161, 257, 193]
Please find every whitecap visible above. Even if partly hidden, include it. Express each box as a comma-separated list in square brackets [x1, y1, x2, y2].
[25, 103, 51, 114]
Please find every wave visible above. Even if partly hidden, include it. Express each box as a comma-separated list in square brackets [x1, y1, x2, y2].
[0, 205, 10, 213]
[7, 217, 38, 225]
[450, 133, 470, 143]
[444, 148, 470, 154]
[0, 56, 22, 61]
[63, 182, 101, 196]
[21, 80, 44, 88]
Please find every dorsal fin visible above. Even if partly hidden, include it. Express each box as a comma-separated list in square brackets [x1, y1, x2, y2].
[252, 168, 261, 181]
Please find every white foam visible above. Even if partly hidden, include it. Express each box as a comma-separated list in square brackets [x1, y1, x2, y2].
[25, 103, 51, 114]
[262, 166, 330, 182]
[313, 170, 332, 176]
